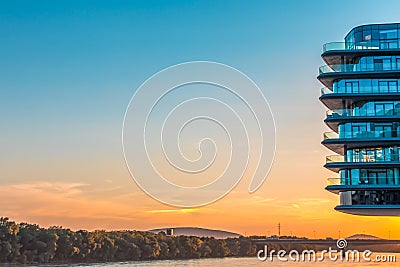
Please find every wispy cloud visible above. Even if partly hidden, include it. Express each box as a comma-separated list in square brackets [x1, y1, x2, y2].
[5, 181, 89, 196]
[147, 208, 200, 214]
[249, 195, 276, 204]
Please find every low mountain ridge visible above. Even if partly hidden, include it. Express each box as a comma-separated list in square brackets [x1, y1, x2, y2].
[347, 234, 382, 240]
[149, 227, 241, 239]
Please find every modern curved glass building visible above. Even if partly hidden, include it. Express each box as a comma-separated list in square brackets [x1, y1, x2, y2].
[318, 23, 400, 216]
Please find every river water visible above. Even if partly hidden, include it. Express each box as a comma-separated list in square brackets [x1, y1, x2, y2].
[58, 253, 399, 267]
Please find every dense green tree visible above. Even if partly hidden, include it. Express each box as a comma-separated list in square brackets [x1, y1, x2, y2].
[205, 238, 229, 257]
[0, 217, 288, 264]
[226, 238, 240, 256]
[238, 237, 257, 256]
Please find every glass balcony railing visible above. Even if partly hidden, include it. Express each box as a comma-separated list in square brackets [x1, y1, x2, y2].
[341, 130, 395, 139]
[323, 132, 339, 140]
[326, 154, 400, 164]
[320, 86, 400, 95]
[327, 178, 341, 186]
[326, 108, 400, 118]
[319, 63, 400, 74]
[326, 155, 344, 163]
[326, 109, 350, 117]
[324, 130, 397, 140]
[322, 41, 385, 53]
[320, 87, 333, 95]
[327, 177, 400, 186]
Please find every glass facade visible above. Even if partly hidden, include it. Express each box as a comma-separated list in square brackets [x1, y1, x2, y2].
[328, 101, 400, 117]
[332, 78, 400, 94]
[338, 122, 400, 138]
[345, 23, 400, 49]
[346, 147, 399, 162]
[350, 190, 400, 205]
[352, 101, 400, 115]
[319, 55, 400, 74]
[319, 23, 400, 215]
[339, 167, 400, 184]
[323, 24, 400, 52]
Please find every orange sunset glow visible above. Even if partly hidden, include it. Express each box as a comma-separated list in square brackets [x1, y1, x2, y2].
[2, 1, 400, 248]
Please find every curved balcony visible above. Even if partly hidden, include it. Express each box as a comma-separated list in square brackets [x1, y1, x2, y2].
[322, 131, 400, 154]
[324, 130, 397, 140]
[326, 153, 400, 163]
[328, 177, 400, 186]
[335, 205, 400, 216]
[335, 189, 400, 215]
[326, 155, 344, 163]
[324, 153, 400, 172]
[327, 108, 400, 117]
[323, 131, 339, 140]
[323, 41, 382, 53]
[318, 63, 400, 88]
[325, 108, 400, 131]
[322, 41, 400, 66]
[320, 86, 400, 96]
[320, 88, 400, 110]
[319, 63, 400, 75]
[321, 87, 333, 95]
[326, 177, 400, 194]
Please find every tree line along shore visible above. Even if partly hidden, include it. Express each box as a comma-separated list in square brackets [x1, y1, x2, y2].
[0, 217, 315, 264]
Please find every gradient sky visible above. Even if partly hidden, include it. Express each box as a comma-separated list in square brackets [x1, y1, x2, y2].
[2, 0, 400, 239]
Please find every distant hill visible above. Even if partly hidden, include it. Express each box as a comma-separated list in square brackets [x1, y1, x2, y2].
[149, 227, 241, 239]
[347, 234, 382, 240]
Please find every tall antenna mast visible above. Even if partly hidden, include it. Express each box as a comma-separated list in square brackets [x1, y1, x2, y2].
[278, 222, 281, 237]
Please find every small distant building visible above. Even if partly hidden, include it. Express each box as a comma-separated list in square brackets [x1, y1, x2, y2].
[150, 228, 174, 236]
[165, 228, 174, 236]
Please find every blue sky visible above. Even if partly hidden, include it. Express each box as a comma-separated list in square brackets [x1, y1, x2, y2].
[3, 1, 400, 169]
[2, 0, 400, 235]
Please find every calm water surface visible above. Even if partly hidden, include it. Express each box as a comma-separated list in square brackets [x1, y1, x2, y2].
[59, 253, 399, 267]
